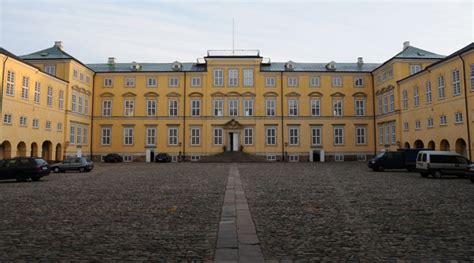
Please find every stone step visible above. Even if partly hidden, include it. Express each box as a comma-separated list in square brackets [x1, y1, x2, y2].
[199, 152, 268, 163]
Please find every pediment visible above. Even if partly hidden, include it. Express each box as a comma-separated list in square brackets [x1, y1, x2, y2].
[330, 92, 345, 97]
[352, 92, 368, 98]
[144, 92, 159, 97]
[285, 92, 301, 97]
[241, 92, 256, 97]
[188, 92, 203, 97]
[226, 91, 241, 97]
[263, 91, 279, 97]
[166, 92, 181, 97]
[223, 119, 243, 129]
[100, 92, 114, 97]
[122, 92, 137, 97]
[308, 91, 323, 97]
[211, 92, 225, 97]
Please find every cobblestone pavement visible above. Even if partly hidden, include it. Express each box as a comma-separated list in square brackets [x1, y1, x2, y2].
[0, 163, 228, 261]
[239, 162, 474, 262]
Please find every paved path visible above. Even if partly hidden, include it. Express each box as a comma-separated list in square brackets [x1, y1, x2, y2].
[214, 164, 264, 263]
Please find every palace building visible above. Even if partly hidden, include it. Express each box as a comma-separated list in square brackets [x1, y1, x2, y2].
[1, 41, 473, 162]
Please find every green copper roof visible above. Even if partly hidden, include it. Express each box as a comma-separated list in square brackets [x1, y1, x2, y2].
[20, 46, 73, 60]
[393, 46, 445, 59]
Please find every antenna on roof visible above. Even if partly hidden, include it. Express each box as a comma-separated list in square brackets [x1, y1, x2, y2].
[232, 18, 235, 55]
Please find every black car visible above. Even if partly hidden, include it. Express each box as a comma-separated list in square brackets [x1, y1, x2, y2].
[50, 157, 94, 173]
[103, 153, 123, 163]
[0, 157, 50, 182]
[368, 148, 429, 172]
[155, 153, 171, 163]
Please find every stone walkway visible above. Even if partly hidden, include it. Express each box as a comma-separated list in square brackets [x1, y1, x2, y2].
[214, 165, 264, 263]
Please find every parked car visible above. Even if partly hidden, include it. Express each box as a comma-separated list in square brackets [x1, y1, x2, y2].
[368, 148, 428, 172]
[0, 157, 50, 182]
[466, 164, 474, 183]
[103, 153, 123, 163]
[155, 153, 171, 163]
[50, 157, 94, 173]
[416, 151, 471, 179]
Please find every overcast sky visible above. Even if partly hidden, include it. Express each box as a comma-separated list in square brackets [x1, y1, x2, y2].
[0, 0, 473, 64]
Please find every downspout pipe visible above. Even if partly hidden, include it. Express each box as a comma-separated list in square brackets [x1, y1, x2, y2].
[370, 71, 377, 155]
[90, 72, 96, 160]
[459, 55, 472, 160]
[280, 72, 285, 161]
[183, 71, 186, 161]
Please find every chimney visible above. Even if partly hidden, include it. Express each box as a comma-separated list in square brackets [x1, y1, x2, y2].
[357, 57, 364, 65]
[403, 41, 410, 50]
[107, 57, 116, 65]
[54, 41, 63, 50]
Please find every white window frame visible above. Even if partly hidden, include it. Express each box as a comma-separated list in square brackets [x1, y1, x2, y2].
[243, 99, 254, 116]
[228, 69, 239, 87]
[427, 117, 434, 128]
[124, 99, 135, 116]
[124, 77, 135, 87]
[288, 126, 299, 146]
[266, 99, 276, 117]
[311, 127, 322, 146]
[45, 121, 51, 130]
[21, 76, 29, 100]
[356, 126, 366, 145]
[244, 127, 253, 145]
[147, 99, 157, 117]
[191, 99, 201, 117]
[310, 99, 321, 116]
[402, 90, 408, 109]
[147, 77, 157, 87]
[213, 128, 223, 145]
[452, 69, 461, 96]
[288, 99, 299, 117]
[332, 76, 342, 87]
[332, 98, 343, 117]
[389, 92, 395, 112]
[333, 127, 344, 145]
[191, 77, 202, 87]
[390, 123, 396, 144]
[169, 77, 179, 87]
[413, 86, 419, 107]
[213, 69, 224, 87]
[32, 118, 39, 129]
[70, 126, 75, 144]
[45, 65, 56, 75]
[415, 120, 421, 130]
[355, 99, 365, 116]
[440, 115, 447, 126]
[33, 81, 41, 104]
[47, 86, 53, 107]
[101, 127, 111, 145]
[123, 127, 134, 145]
[354, 77, 364, 87]
[146, 127, 157, 146]
[104, 78, 113, 87]
[168, 100, 178, 117]
[243, 69, 254, 86]
[213, 99, 224, 117]
[6, 71, 15, 96]
[438, 75, 445, 100]
[228, 99, 238, 116]
[168, 127, 179, 145]
[455, 112, 463, 124]
[426, 81, 432, 103]
[190, 127, 201, 146]
[266, 77, 276, 87]
[288, 76, 298, 87]
[310, 76, 320, 87]
[265, 127, 277, 145]
[410, 64, 422, 75]
[102, 100, 112, 117]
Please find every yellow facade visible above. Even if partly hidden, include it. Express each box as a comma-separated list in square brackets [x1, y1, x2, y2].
[1, 41, 474, 162]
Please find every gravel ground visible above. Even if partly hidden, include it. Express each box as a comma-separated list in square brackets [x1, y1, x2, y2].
[238, 162, 474, 262]
[0, 163, 228, 261]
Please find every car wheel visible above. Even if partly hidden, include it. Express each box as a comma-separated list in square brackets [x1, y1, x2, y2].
[79, 167, 85, 173]
[432, 170, 442, 179]
[420, 172, 428, 178]
[53, 167, 60, 173]
[378, 166, 385, 172]
[31, 176, 41, 182]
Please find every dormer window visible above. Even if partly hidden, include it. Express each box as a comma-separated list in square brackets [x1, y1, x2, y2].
[172, 61, 182, 71]
[285, 61, 295, 71]
[131, 62, 141, 71]
[326, 61, 337, 71]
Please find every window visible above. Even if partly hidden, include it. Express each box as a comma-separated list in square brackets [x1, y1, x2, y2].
[191, 77, 201, 87]
[147, 77, 157, 87]
[78, 96, 83, 113]
[389, 92, 395, 112]
[455, 112, 463, 123]
[45, 121, 51, 130]
[354, 77, 364, 87]
[80, 73, 84, 82]
[413, 86, 419, 107]
[229, 99, 238, 116]
[357, 154, 366, 161]
[377, 96, 382, 114]
[21, 76, 29, 100]
[86, 76, 90, 84]
[410, 64, 422, 75]
[440, 115, 447, 126]
[266, 155, 277, 161]
[288, 77, 298, 87]
[355, 99, 365, 116]
[191, 155, 201, 162]
[3, 114, 12, 124]
[102, 100, 112, 116]
[32, 119, 39, 128]
[34, 82, 41, 104]
[288, 99, 299, 116]
[147, 99, 157, 116]
[289, 155, 299, 162]
[77, 127, 82, 145]
[310, 76, 320, 87]
[402, 90, 408, 109]
[403, 122, 409, 132]
[19, 116, 27, 127]
[390, 123, 396, 144]
[438, 75, 445, 99]
[332, 99, 343, 116]
[383, 94, 388, 114]
[415, 120, 421, 130]
[6, 71, 15, 96]
[214, 69, 224, 86]
[125, 77, 135, 87]
[213, 128, 223, 145]
[470, 64, 474, 91]
[47, 87, 53, 107]
[58, 90, 64, 110]
[356, 126, 366, 145]
[452, 70, 461, 96]
[191, 100, 201, 116]
[70, 126, 75, 144]
[266, 127, 277, 145]
[311, 127, 322, 146]
[310, 99, 321, 116]
[45, 65, 56, 75]
[146, 127, 156, 146]
[384, 123, 390, 143]
[427, 117, 434, 128]
[73, 69, 78, 79]
[84, 97, 89, 114]
[124, 100, 135, 116]
[379, 125, 384, 144]
[266, 99, 276, 116]
[243, 99, 253, 116]
[83, 127, 88, 145]
[388, 65, 393, 79]
[243, 69, 254, 86]
[57, 123, 62, 132]
[104, 78, 113, 87]
[266, 77, 276, 87]
[228, 69, 238, 86]
[123, 127, 134, 145]
[213, 99, 224, 116]
[169, 77, 179, 87]
[123, 155, 133, 162]
[332, 77, 342, 87]
[244, 128, 253, 145]
[101, 127, 111, 145]
[335, 154, 344, 162]
[333, 127, 344, 145]
[169, 100, 178, 117]
[168, 128, 178, 145]
[288, 127, 299, 145]
[426, 81, 432, 103]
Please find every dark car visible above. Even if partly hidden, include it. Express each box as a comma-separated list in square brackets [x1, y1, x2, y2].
[468, 164, 474, 183]
[155, 153, 171, 163]
[50, 157, 94, 173]
[368, 148, 429, 172]
[0, 157, 50, 182]
[103, 153, 123, 163]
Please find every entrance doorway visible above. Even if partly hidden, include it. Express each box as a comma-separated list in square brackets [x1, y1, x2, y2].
[146, 149, 155, 163]
[310, 149, 325, 162]
[228, 132, 239, 152]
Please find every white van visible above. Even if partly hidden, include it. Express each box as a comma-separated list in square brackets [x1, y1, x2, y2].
[416, 151, 471, 179]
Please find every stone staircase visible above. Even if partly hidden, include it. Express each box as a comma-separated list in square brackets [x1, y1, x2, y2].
[198, 151, 268, 163]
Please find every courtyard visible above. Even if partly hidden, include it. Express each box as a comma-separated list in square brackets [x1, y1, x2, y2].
[0, 162, 473, 262]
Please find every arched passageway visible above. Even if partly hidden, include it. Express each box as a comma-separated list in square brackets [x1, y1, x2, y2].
[41, 141, 53, 161]
[440, 139, 450, 151]
[455, 138, 467, 157]
[31, 142, 38, 157]
[428, 141, 435, 150]
[404, 142, 411, 149]
[55, 143, 62, 161]
[16, 141, 27, 157]
[414, 140, 424, 149]
[1, 141, 12, 159]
